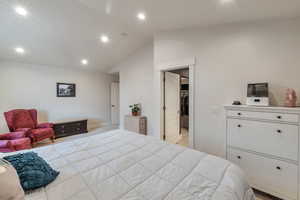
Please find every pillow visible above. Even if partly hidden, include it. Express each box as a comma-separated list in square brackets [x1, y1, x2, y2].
[13, 110, 35, 129]
[3, 152, 59, 191]
[0, 159, 25, 200]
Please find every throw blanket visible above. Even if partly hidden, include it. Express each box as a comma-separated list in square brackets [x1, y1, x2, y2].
[4, 152, 59, 191]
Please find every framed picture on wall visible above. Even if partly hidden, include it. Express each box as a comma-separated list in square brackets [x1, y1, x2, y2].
[56, 83, 76, 97]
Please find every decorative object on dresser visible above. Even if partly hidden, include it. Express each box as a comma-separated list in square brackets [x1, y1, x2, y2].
[225, 105, 300, 200]
[53, 119, 88, 139]
[285, 88, 297, 107]
[246, 83, 269, 106]
[129, 104, 141, 116]
[56, 83, 76, 97]
[232, 101, 242, 105]
[124, 115, 147, 135]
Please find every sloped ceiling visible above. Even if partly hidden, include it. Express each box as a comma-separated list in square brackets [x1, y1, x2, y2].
[0, 0, 300, 71]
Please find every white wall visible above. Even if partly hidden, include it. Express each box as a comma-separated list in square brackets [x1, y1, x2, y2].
[154, 18, 300, 157]
[0, 62, 114, 132]
[112, 44, 154, 136]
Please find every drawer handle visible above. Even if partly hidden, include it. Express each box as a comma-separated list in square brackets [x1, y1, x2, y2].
[276, 166, 282, 170]
[237, 113, 242, 116]
[237, 156, 242, 159]
[277, 130, 282, 134]
[277, 116, 282, 119]
[237, 124, 242, 128]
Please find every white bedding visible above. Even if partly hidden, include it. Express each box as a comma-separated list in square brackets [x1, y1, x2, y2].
[2, 129, 255, 200]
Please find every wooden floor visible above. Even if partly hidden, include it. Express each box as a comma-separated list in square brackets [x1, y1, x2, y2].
[34, 126, 118, 148]
[176, 128, 189, 147]
[255, 190, 281, 200]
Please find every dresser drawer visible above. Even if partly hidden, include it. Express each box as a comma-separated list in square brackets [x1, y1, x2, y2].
[227, 119, 298, 161]
[228, 149, 298, 200]
[227, 110, 299, 123]
[53, 120, 88, 138]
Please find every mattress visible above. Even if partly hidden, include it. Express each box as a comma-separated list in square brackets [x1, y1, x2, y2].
[2, 129, 255, 200]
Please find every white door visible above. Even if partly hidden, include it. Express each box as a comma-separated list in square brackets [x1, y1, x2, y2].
[111, 82, 120, 125]
[165, 72, 181, 144]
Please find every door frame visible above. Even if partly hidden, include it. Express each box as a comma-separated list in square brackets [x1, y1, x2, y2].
[159, 58, 195, 148]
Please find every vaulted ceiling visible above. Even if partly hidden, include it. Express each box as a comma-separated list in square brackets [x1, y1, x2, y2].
[0, 0, 300, 71]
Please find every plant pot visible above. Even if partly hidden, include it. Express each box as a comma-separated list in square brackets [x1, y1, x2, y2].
[132, 112, 138, 116]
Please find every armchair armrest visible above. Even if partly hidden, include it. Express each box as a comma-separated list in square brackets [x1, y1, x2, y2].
[0, 132, 25, 140]
[37, 123, 53, 128]
[0, 133, 11, 140]
[16, 128, 31, 132]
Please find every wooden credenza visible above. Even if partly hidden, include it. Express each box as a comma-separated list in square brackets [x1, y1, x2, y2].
[225, 105, 300, 200]
[124, 115, 147, 135]
[53, 119, 88, 139]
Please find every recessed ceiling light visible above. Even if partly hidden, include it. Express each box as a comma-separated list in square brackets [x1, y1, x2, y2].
[137, 12, 146, 21]
[81, 59, 88, 65]
[220, 0, 235, 4]
[15, 6, 28, 16]
[100, 35, 110, 43]
[15, 47, 25, 54]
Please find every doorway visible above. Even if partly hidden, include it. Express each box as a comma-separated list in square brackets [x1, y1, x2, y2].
[111, 81, 120, 126]
[163, 68, 190, 147]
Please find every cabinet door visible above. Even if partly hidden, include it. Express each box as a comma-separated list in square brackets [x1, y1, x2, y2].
[227, 119, 298, 161]
[229, 149, 298, 200]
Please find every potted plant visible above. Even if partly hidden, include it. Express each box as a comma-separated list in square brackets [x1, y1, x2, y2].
[129, 104, 140, 116]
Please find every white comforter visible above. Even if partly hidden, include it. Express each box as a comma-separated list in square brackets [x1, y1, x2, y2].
[3, 129, 255, 200]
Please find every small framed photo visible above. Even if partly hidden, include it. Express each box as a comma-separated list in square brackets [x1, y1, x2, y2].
[57, 83, 76, 97]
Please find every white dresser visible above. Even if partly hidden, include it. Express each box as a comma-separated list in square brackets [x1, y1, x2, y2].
[225, 105, 300, 200]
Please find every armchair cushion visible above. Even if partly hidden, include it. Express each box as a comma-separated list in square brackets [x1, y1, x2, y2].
[15, 128, 31, 137]
[13, 110, 35, 129]
[10, 138, 31, 151]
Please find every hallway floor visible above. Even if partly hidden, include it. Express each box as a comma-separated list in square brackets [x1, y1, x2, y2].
[176, 128, 189, 147]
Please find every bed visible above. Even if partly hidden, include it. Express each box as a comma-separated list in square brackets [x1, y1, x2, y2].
[2, 129, 255, 200]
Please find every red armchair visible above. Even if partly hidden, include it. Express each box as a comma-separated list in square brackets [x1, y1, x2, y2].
[0, 131, 32, 152]
[4, 109, 55, 144]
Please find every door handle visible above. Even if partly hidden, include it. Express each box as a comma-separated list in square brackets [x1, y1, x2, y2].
[112, 105, 115, 107]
